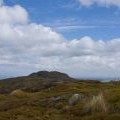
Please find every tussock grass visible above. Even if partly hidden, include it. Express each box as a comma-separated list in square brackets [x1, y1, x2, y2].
[84, 93, 108, 114]
[10, 89, 28, 97]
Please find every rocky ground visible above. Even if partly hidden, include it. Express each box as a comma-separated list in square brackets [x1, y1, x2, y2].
[0, 71, 120, 120]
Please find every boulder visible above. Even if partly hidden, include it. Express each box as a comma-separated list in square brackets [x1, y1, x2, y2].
[69, 93, 85, 106]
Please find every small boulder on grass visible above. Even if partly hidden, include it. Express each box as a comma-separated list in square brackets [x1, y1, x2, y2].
[69, 93, 85, 106]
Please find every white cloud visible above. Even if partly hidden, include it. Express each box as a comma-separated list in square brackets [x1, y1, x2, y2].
[0, 4, 28, 24]
[77, 0, 120, 7]
[0, 2, 120, 79]
[77, 0, 94, 6]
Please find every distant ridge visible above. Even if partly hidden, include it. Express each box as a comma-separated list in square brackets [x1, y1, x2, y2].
[29, 71, 70, 79]
[0, 71, 72, 94]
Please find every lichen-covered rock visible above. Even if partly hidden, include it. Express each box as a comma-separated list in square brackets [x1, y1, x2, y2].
[69, 93, 85, 106]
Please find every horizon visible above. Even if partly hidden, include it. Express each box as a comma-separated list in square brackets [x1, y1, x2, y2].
[0, 70, 119, 82]
[0, 0, 120, 79]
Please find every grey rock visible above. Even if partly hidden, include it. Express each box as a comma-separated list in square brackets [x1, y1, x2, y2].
[50, 96, 63, 102]
[69, 93, 85, 106]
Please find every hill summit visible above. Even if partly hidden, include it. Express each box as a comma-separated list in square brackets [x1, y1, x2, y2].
[29, 71, 70, 79]
[0, 71, 72, 94]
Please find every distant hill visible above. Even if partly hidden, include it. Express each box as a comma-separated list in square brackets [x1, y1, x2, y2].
[29, 71, 71, 80]
[0, 71, 74, 94]
[0, 71, 103, 94]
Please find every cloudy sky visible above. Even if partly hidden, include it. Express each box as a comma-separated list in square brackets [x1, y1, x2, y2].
[0, 0, 120, 79]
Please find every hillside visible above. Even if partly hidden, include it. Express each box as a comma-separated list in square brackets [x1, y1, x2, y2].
[0, 71, 73, 94]
[0, 71, 120, 120]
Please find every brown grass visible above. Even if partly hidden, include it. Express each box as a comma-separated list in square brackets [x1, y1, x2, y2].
[84, 93, 108, 114]
[10, 89, 28, 97]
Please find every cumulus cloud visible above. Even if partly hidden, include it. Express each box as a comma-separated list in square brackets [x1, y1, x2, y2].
[0, 2, 120, 79]
[77, 0, 120, 7]
[0, 4, 28, 24]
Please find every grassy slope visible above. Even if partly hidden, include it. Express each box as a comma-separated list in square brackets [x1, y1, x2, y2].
[0, 75, 120, 120]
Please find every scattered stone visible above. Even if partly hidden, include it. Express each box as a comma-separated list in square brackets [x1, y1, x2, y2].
[50, 96, 63, 102]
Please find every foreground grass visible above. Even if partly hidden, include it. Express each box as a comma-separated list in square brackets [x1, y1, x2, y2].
[0, 81, 120, 120]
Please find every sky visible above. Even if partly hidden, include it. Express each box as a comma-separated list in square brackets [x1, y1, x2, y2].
[0, 0, 120, 79]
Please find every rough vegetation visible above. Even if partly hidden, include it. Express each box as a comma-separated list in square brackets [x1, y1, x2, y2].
[0, 71, 120, 120]
[84, 93, 108, 114]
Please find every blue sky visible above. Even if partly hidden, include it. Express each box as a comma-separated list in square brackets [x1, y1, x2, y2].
[4, 0, 120, 40]
[0, 0, 120, 79]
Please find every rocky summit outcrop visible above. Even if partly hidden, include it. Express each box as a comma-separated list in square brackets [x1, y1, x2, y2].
[29, 71, 71, 80]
